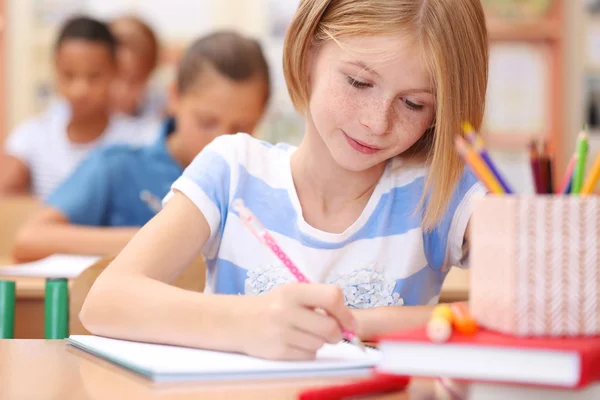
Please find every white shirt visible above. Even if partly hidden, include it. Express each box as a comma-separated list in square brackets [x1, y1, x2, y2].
[4, 99, 159, 199]
[165, 133, 484, 308]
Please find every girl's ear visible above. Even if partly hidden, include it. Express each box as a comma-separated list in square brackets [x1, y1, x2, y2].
[166, 82, 180, 115]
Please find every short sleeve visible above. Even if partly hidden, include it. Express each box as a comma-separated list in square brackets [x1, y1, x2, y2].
[45, 149, 112, 226]
[164, 134, 243, 246]
[4, 121, 38, 166]
[422, 169, 486, 271]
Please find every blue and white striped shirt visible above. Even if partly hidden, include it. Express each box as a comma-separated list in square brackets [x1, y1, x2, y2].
[165, 133, 484, 308]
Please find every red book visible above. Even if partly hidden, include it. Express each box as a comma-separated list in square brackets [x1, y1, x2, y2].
[297, 374, 410, 400]
[375, 326, 600, 389]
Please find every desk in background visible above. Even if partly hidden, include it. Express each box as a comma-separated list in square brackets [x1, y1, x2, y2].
[0, 258, 45, 338]
[440, 268, 469, 303]
[0, 257, 469, 339]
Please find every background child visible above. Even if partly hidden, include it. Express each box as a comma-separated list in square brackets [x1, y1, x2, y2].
[81, 0, 488, 361]
[12, 31, 270, 263]
[0, 16, 156, 199]
[109, 15, 164, 120]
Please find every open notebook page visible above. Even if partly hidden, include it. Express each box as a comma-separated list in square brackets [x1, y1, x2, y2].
[68, 335, 380, 382]
[0, 254, 101, 278]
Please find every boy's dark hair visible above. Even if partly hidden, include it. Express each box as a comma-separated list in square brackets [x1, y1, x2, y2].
[177, 31, 270, 100]
[55, 16, 117, 57]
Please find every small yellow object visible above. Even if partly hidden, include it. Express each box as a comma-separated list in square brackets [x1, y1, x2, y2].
[431, 304, 454, 323]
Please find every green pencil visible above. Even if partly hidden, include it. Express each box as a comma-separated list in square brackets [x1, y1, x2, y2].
[571, 129, 589, 194]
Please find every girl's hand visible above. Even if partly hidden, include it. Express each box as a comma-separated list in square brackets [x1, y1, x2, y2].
[239, 283, 356, 361]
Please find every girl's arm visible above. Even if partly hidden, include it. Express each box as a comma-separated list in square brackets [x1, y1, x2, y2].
[353, 305, 435, 340]
[80, 192, 357, 360]
[0, 155, 30, 196]
[12, 207, 138, 262]
[355, 221, 473, 340]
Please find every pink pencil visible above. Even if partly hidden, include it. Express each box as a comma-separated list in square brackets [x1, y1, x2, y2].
[232, 199, 365, 351]
[556, 154, 577, 194]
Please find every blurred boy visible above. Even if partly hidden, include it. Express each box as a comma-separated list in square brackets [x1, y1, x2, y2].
[0, 16, 156, 198]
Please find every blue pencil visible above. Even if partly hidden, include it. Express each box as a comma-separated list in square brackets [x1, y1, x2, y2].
[462, 123, 513, 194]
[564, 175, 573, 195]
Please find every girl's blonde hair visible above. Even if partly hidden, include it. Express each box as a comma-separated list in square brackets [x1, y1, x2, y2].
[283, 0, 488, 230]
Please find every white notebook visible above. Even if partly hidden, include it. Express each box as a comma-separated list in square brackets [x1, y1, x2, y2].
[68, 335, 381, 382]
[0, 254, 101, 279]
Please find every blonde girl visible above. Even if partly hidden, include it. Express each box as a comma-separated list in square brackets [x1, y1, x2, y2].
[81, 0, 488, 361]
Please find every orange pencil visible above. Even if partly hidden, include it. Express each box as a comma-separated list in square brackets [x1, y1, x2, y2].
[581, 152, 600, 195]
[455, 136, 504, 194]
[462, 122, 513, 194]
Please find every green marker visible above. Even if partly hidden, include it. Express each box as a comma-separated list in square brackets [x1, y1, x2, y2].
[45, 279, 69, 339]
[0, 280, 15, 338]
[571, 127, 589, 195]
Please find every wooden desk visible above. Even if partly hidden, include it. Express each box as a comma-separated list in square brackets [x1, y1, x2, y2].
[0, 340, 443, 400]
[440, 268, 469, 303]
[0, 256, 102, 339]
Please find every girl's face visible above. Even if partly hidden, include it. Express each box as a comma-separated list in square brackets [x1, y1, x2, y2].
[307, 35, 436, 172]
[111, 47, 150, 116]
[55, 40, 116, 119]
[169, 66, 268, 164]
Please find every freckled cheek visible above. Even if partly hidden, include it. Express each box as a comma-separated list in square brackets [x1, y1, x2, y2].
[337, 94, 361, 122]
[312, 80, 359, 127]
[392, 108, 435, 144]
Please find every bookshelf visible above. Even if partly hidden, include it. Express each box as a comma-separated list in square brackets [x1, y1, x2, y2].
[481, 0, 565, 189]
[579, 2, 600, 183]
[486, 17, 562, 41]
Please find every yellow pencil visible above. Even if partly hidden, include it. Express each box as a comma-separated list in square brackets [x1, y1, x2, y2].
[455, 136, 504, 194]
[581, 152, 600, 195]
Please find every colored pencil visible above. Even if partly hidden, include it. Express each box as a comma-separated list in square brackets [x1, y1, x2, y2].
[461, 122, 513, 194]
[539, 142, 551, 194]
[557, 154, 577, 194]
[529, 141, 542, 194]
[565, 175, 573, 195]
[454, 136, 504, 194]
[462, 122, 478, 145]
[546, 151, 554, 194]
[581, 151, 600, 194]
[571, 130, 589, 194]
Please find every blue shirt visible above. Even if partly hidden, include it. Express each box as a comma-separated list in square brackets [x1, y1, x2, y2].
[164, 134, 485, 307]
[47, 119, 182, 227]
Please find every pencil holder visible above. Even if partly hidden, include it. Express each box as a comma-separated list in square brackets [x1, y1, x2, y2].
[469, 196, 600, 337]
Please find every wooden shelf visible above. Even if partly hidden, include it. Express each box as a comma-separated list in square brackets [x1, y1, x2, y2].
[482, 132, 547, 149]
[487, 17, 562, 41]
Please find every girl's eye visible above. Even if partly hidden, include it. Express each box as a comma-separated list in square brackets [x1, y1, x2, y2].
[403, 98, 424, 111]
[346, 76, 372, 89]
